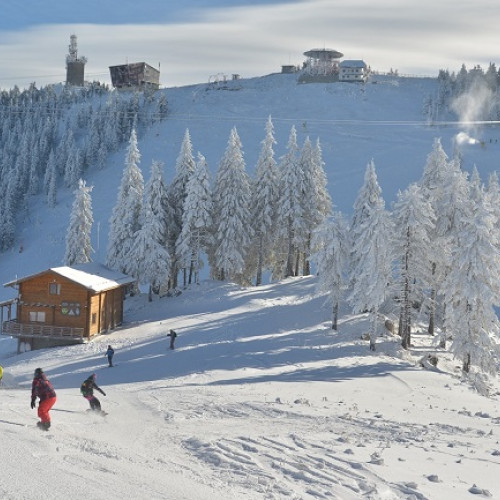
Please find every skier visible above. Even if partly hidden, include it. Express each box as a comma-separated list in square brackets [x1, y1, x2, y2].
[0, 364, 3, 384]
[80, 373, 106, 414]
[167, 329, 177, 350]
[31, 368, 57, 431]
[105, 345, 115, 367]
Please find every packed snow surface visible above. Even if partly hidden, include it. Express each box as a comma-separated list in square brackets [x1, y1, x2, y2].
[1, 277, 499, 499]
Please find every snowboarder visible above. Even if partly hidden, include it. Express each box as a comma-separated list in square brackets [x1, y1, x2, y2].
[80, 373, 106, 414]
[31, 368, 57, 431]
[167, 329, 177, 350]
[105, 345, 114, 367]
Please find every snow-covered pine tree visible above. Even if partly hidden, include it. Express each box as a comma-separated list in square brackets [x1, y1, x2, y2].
[64, 179, 93, 265]
[212, 127, 253, 283]
[348, 160, 394, 350]
[301, 136, 332, 275]
[76, 105, 91, 129]
[107, 128, 144, 276]
[485, 62, 498, 92]
[145, 160, 170, 248]
[43, 149, 56, 194]
[249, 116, 279, 285]
[15, 130, 31, 194]
[103, 101, 119, 152]
[168, 129, 196, 289]
[310, 212, 349, 330]
[27, 141, 40, 195]
[47, 170, 57, 208]
[97, 143, 107, 171]
[393, 183, 435, 348]
[155, 93, 168, 122]
[444, 169, 500, 374]
[486, 171, 500, 232]
[312, 138, 333, 220]
[431, 160, 470, 347]
[419, 138, 453, 335]
[44, 149, 58, 208]
[37, 116, 55, 169]
[176, 152, 213, 286]
[129, 160, 171, 301]
[87, 114, 102, 167]
[56, 128, 75, 177]
[0, 173, 17, 251]
[64, 146, 83, 189]
[276, 125, 304, 278]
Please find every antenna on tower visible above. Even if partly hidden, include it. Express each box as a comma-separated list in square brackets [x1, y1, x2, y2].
[68, 35, 78, 62]
[66, 34, 87, 66]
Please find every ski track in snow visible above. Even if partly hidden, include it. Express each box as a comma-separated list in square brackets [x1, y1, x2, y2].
[1, 357, 498, 500]
[135, 382, 500, 500]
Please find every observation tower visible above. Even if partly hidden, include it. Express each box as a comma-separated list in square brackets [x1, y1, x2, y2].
[302, 48, 344, 77]
[66, 35, 87, 86]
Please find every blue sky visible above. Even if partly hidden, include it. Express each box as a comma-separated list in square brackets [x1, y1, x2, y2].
[0, 1, 300, 29]
[0, 0, 499, 89]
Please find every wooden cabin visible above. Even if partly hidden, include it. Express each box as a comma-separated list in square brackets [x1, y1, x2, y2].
[1, 263, 135, 352]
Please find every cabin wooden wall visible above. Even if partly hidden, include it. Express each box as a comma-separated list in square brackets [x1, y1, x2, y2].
[88, 288, 124, 337]
[19, 271, 89, 334]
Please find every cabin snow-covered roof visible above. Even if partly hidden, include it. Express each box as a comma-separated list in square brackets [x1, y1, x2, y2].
[339, 60, 367, 68]
[4, 263, 135, 292]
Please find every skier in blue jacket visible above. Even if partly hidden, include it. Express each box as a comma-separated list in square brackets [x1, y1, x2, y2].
[105, 345, 114, 367]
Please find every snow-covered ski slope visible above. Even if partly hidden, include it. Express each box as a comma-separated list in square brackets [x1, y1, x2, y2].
[1, 72, 500, 499]
[1, 277, 499, 499]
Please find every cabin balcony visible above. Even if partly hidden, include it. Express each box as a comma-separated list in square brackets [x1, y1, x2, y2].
[1, 320, 85, 342]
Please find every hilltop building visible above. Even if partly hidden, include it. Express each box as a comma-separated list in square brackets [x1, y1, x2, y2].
[65, 35, 87, 86]
[281, 65, 299, 74]
[299, 48, 343, 83]
[339, 60, 369, 82]
[109, 62, 160, 90]
[296, 48, 369, 84]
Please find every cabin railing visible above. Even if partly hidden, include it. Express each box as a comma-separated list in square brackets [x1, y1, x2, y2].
[1, 320, 84, 340]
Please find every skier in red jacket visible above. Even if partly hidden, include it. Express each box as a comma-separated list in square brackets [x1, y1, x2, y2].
[31, 368, 57, 431]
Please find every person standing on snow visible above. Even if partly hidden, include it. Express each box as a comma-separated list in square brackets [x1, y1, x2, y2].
[31, 368, 57, 431]
[0, 364, 3, 384]
[105, 345, 114, 367]
[167, 329, 177, 350]
[80, 373, 106, 413]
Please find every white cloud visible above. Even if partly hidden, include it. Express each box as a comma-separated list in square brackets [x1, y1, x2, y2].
[1, 0, 500, 89]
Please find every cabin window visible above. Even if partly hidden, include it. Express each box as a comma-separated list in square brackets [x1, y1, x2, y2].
[61, 302, 81, 316]
[91, 313, 97, 324]
[49, 283, 61, 295]
[29, 311, 46, 323]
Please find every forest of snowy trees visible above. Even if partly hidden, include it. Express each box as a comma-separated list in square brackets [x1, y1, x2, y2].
[425, 62, 500, 122]
[0, 82, 167, 251]
[93, 118, 332, 294]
